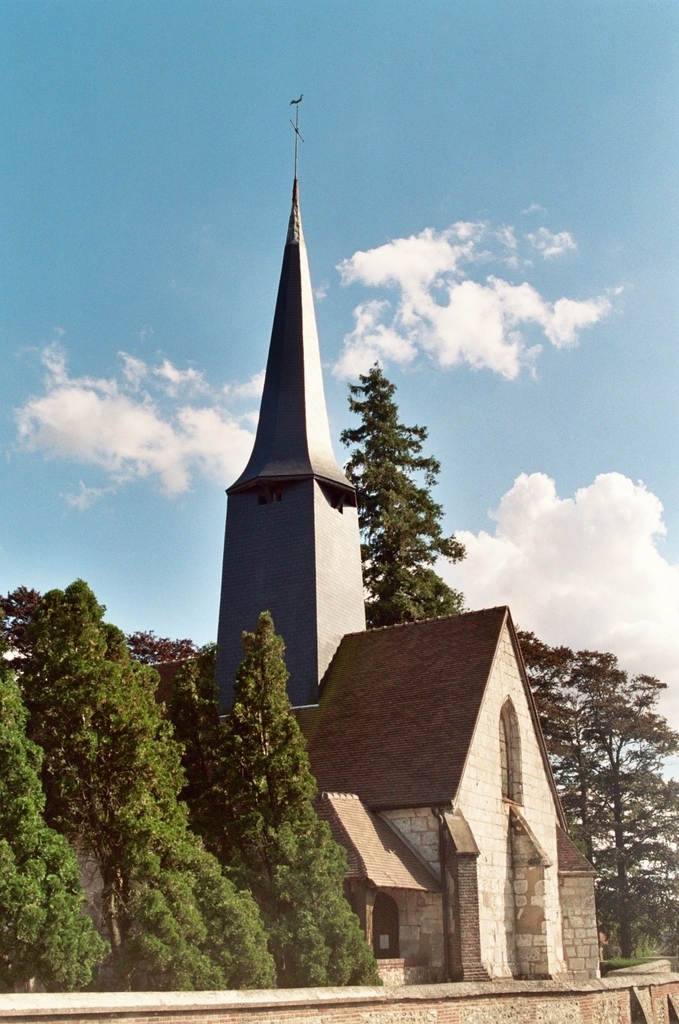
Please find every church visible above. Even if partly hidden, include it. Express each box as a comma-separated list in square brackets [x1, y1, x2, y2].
[215, 177, 599, 985]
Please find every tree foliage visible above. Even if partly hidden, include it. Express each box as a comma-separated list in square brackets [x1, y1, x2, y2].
[0, 587, 43, 658]
[519, 631, 679, 958]
[184, 613, 380, 988]
[341, 365, 465, 627]
[0, 644, 106, 991]
[168, 645, 228, 861]
[20, 580, 274, 991]
[126, 631, 198, 665]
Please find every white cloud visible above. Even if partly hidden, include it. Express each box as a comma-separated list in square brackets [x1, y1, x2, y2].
[223, 370, 265, 400]
[333, 300, 418, 379]
[334, 222, 610, 378]
[62, 482, 114, 510]
[526, 227, 577, 259]
[153, 359, 209, 397]
[16, 346, 257, 498]
[440, 472, 679, 729]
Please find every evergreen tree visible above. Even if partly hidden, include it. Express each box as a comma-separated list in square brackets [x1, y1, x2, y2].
[219, 613, 380, 988]
[20, 581, 275, 991]
[341, 365, 465, 627]
[519, 631, 679, 958]
[168, 645, 228, 862]
[0, 647, 106, 991]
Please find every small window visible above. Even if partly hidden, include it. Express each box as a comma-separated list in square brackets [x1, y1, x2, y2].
[499, 699, 523, 803]
[500, 715, 510, 799]
[256, 486, 283, 505]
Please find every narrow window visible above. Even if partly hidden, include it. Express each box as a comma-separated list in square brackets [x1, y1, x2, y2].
[500, 715, 510, 799]
[500, 699, 523, 804]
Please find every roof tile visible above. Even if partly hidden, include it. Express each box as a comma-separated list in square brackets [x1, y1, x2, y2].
[316, 793, 439, 890]
[308, 607, 508, 810]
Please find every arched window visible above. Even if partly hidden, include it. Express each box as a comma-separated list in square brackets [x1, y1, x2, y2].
[372, 892, 400, 958]
[499, 699, 523, 803]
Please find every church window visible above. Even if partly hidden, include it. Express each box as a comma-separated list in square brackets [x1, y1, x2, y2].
[499, 699, 523, 803]
[256, 486, 283, 505]
[500, 716, 510, 798]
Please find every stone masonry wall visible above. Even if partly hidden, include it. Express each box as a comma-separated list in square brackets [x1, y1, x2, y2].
[559, 874, 600, 980]
[380, 808, 440, 875]
[3, 975, 679, 1024]
[455, 624, 570, 980]
[382, 887, 445, 979]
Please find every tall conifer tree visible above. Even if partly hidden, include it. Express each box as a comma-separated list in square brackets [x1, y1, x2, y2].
[341, 365, 465, 627]
[219, 612, 380, 988]
[20, 580, 274, 991]
[0, 646, 106, 991]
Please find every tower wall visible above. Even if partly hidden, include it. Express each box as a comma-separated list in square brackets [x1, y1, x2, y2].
[216, 479, 365, 708]
[313, 482, 366, 686]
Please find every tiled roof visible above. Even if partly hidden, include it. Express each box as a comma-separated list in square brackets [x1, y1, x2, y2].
[316, 793, 439, 891]
[293, 704, 322, 738]
[556, 826, 596, 874]
[308, 607, 509, 810]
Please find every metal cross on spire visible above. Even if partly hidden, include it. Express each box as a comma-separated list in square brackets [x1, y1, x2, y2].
[289, 95, 304, 180]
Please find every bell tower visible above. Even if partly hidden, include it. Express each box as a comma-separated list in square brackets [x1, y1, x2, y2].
[216, 179, 366, 708]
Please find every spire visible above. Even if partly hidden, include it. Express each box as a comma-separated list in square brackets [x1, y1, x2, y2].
[229, 180, 351, 494]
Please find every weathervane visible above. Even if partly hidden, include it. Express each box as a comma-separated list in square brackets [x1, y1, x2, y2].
[289, 95, 304, 179]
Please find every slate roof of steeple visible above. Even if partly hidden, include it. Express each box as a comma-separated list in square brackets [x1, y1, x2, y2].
[229, 180, 351, 494]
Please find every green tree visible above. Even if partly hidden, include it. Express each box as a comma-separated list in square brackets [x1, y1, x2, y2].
[219, 612, 380, 988]
[168, 645, 229, 862]
[0, 647, 106, 991]
[20, 580, 274, 991]
[341, 365, 465, 627]
[0, 586, 42, 658]
[519, 631, 679, 958]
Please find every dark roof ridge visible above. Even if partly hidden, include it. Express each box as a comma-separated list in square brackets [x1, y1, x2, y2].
[338, 605, 510, 640]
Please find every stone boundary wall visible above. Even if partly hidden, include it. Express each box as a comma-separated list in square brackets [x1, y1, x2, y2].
[2, 974, 679, 1024]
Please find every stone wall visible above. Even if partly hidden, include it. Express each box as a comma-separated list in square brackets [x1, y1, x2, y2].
[382, 887, 444, 978]
[2, 974, 679, 1024]
[559, 874, 600, 980]
[377, 628, 599, 985]
[374, 960, 432, 987]
[455, 624, 570, 979]
[380, 808, 440, 874]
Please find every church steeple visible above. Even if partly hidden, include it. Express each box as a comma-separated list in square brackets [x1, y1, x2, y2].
[216, 177, 365, 709]
[229, 180, 351, 496]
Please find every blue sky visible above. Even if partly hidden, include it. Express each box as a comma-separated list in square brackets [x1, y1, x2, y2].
[2, 2, 678, 721]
